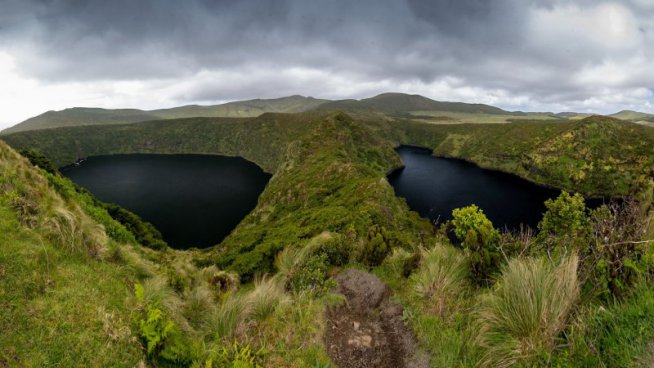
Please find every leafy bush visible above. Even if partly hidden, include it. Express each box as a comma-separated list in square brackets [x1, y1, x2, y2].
[537, 192, 651, 300]
[315, 234, 351, 267]
[358, 224, 394, 266]
[451, 205, 501, 284]
[227, 242, 284, 283]
[537, 191, 590, 254]
[286, 252, 335, 295]
[474, 256, 580, 368]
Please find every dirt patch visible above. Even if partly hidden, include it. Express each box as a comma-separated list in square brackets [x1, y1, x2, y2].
[325, 269, 429, 368]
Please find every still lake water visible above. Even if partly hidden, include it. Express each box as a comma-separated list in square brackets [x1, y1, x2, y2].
[388, 146, 563, 230]
[63, 154, 271, 249]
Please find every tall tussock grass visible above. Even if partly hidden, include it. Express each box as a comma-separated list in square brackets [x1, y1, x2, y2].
[211, 276, 288, 339]
[474, 255, 579, 368]
[1, 141, 109, 256]
[246, 276, 289, 321]
[412, 245, 468, 316]
[46, 203, 107, 256]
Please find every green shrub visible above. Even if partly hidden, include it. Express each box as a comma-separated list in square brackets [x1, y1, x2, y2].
[227, 242, 284, 283]
[359, 224, 394, 266]
[315, 234, 351, 267]
[582, 200, 652, 300]
[451, 205, 501, 284]
[537, 191, 590, 254]
[474, 255, 580, 368]
[286, 252, 335, 295]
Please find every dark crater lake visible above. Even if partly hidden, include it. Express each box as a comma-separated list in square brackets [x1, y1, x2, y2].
[63, 154, 271, 249]
[389, 146, 570, 230]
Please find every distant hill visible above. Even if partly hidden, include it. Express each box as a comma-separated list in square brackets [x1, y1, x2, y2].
[553, 112, 593, 120]
[150, 95, 328, 119]
[610, 110, 654, 121]
[1, 95, 329, 134]
[316, 92, 510, 115]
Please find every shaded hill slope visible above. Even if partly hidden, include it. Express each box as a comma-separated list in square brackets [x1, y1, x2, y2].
[2, 95, 328, 134]
[1, 112, 327, 172]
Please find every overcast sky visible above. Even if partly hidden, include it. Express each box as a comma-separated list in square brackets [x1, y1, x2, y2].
[1, 0, 653, 128]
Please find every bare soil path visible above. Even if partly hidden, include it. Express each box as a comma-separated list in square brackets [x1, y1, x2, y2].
[324, 269, 430, 368]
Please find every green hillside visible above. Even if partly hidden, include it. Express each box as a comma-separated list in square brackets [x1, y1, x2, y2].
[2, 112, 654, 367]
[151, 95, 328, 119]
[317, 92, 510, 116]
[1, 95, 329, 134]
[2, 107, 159, 134]
[379, 115, 654, 196]
[611, 110, 654, 122]
[1, 112, 326, 173]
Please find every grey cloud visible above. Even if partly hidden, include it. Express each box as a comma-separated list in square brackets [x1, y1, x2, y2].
[0, 0, 653, 113]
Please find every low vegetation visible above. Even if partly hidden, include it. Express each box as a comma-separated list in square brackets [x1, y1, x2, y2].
[1, 110, 653, 367]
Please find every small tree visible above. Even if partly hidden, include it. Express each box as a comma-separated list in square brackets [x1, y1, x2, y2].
[451, 205, 501, 285]
[537, 191, 590, 255]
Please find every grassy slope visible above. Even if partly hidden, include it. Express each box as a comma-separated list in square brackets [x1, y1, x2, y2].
[2, 96, 328, 134]
[0, 140, 145, 366]
[0, 138, 335, 367]
[377, 116, 654, 196]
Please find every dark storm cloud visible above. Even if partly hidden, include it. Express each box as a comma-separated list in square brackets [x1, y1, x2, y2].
[1, 0, 653, 114]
